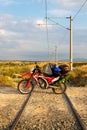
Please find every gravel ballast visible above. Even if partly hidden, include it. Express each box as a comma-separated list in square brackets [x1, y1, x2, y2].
[0, 86, 87, 130]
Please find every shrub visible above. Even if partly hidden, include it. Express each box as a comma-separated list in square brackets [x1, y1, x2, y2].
[0, 75, 14, 86]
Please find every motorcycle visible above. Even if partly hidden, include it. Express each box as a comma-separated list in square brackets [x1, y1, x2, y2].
[17, 63, 70, 94]
[17, 64, 41, 94]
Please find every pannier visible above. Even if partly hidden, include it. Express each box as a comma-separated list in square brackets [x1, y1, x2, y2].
[58, 64, 70, 74]
[42, 63, 53, 76]
[42, 63, 70, 76]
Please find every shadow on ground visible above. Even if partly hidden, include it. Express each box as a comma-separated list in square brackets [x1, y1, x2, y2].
[0, 86, 20, 94]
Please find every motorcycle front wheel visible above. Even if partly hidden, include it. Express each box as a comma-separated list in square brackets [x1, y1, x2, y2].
[52, 83, 67, 94]
[18, 79, 34, 94]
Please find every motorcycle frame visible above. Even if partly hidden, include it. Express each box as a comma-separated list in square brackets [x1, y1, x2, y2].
[21, 71, 61, 87]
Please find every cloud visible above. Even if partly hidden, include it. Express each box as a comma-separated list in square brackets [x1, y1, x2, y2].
[0, 13, 86, 60]
[36, 20, 46, 26]
[48, 9, 71, 17]
[59, 0, 80, 8]
[46, 0, 87, 18]
[0, 14, 48, 53]
[0, 0, 31, 6]
[0, 1, 87, 61]
[0, 29, 16, 36]
[36, 19, 52, 28]
[48, 0, 84, 8]
[0, 0, 15, 6]
[0, 29, 6, 35]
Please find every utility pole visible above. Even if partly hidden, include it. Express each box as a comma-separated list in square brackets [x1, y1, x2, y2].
[70, 16, 73, 71]
[55, 45, 56, 62]
[67, 16, 73, 70]
[54, 45, 58, 63]
[38, 16, 73, 70]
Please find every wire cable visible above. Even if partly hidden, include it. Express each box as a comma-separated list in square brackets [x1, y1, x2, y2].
[48, 17, 70, 30]
[45, 0, 50, 62]
[73, 0, 87, 20]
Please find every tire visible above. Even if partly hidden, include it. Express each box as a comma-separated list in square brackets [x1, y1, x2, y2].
[18, 79, 34, 94]
[52, 83, 67, 94]
[38, 77, 48, 89]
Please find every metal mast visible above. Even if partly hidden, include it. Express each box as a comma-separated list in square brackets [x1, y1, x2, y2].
[70, 16, 73, 71]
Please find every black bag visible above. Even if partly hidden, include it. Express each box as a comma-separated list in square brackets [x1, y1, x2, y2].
[58, 64, 70, 74]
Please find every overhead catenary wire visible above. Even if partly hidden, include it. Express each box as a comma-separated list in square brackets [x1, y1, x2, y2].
[44, 0, 87, 69]
[44, 0, 71, 63]
[45, 0, 50, 61]
[72, 0, 87, 62]
[45, 0, 48, 42]
[44, 0, 73, 66]
[47, 17, 70, 30]
[73, 0, 87, 20]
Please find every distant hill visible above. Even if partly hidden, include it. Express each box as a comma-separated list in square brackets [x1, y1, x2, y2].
[0, 58, 87, 62]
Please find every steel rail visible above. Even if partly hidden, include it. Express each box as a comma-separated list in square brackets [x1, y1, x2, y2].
[9, 86, 35, 130]
[63, 92, 87, 130]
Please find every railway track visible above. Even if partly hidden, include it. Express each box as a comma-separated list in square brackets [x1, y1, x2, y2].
[63, 92, 87, 130]
[9, 86, 35, 130]
[7, 87, 87, 130]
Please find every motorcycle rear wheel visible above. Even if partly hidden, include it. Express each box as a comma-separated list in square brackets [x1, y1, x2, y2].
[18, 79, 34, 94]
[52, 83, 67, 94]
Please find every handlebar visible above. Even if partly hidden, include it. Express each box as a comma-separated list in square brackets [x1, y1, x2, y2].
[32, 65, 41, 73]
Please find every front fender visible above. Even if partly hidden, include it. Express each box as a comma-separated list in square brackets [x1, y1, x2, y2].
[21, 72, 32, 78]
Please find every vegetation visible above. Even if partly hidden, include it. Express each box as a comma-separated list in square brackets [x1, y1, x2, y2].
[0, 61, 47, 87]
[0, 61, 87, 87]
[69, 62, 87, 87]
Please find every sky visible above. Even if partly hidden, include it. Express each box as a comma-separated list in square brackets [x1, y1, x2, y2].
[0, 0, 87, 61]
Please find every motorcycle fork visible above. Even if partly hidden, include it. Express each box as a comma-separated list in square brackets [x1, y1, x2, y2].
[24, 74, 34, 89]
[24, 80, 31, 89]
[24, 72, 39, 88]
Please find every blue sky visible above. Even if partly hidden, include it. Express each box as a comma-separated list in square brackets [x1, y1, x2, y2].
[0, 0, 87, 61]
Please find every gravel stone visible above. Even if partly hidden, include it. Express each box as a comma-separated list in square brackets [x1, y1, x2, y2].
[0, 86, 87, 130]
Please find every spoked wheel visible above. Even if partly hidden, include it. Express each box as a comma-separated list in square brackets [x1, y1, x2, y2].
[18, 79, 34, 94]
[52, 83, 67, 94]
[38, 77, 48, 89]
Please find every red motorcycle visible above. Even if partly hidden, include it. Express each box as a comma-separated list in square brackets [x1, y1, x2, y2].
[18, 63, 70, 94]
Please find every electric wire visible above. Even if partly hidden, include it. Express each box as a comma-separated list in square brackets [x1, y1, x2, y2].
[44, 0, 87, 64]
[72, 0, 87, 62]
[44, 0, 72, 63]
[47, 17, 70, 30]
[73, 0, 87, 20]
[45, 0, 50, 62]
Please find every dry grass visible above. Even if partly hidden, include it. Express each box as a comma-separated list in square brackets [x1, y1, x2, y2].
[69, 63, 87, 87]
[0, 61, 87, 87]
